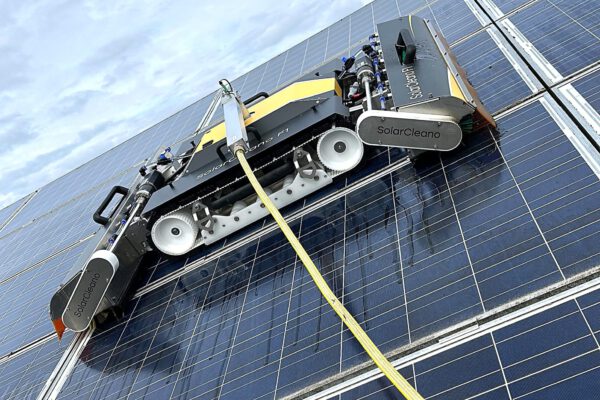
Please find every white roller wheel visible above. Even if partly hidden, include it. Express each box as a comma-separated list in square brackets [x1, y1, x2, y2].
[317, 127, 364, 172]
[151, 211, 198, 256]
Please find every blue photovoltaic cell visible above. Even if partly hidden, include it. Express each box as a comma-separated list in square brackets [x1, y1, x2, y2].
[277, 41, 308, 88]
[441, 129, 563, 309]
[1, 95, 213, 231]
[395, 162, 484, 336]
[0, 243, 86, 357]
[495, 101, 600, 278]
[0, 195, 29, 230]
[302, 29, 329, 72]
[96, 283, 187, 399]
[396, 0, 429, 16]
[451, 28, 538, 114]
[571, 69, 600, 114]
[0, 331, 74, 400]
[256, 52, 287, 95]
[340, 289, 600, 400]
[350, 4, 375, 45]
[494, 299, 600, 399]
[416, 335, 507, 399]
[276, 203, 345, 397]
[341, 177, 409, 368]
[218, 225, 301, 400]
[170, 246, 260, 400]
[420, 0, 487, 44]
[578, 289, 600, 344]
[0, 167, 138, 283]
[510, 0, 600, 77]
[325, 16, 350, 61]
[373, 0, 400, 24]
[493, 0, 535, 14]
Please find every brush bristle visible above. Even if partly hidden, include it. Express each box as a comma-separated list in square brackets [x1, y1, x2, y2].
[459, 115, 474, 135]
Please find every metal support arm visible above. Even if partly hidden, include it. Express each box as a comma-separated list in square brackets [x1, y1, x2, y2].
[220, 79, 250, 154]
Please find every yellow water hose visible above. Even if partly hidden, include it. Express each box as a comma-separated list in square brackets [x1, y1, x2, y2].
[235, 149, 424, 400]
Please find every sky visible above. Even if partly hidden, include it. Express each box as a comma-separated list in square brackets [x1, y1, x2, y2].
[0, 0, 369, 209]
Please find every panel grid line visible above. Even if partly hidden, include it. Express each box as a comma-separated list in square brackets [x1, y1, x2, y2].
[273, 220, 303, 400]
[123, 279, 182, 399]
[488, 129, 567, 280]
[440, 154, 486, 311]
[165, 258, 221, 399]
[214, 237, 262, 400]
[391, 171, 413, 344]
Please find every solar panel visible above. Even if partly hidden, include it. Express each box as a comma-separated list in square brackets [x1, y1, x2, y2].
[1, 94, 214, 232]
[492, 0, 532, 13]
[0, 168, 138, 282]
[396, 0, 430, 16]
[418, 0, 485, 44]
[508, 0, 598, 77]
[255, 53, 287, 96]
[5, 166, 137, 230]
[322, 16, 348, 61]
[55, 95, 600, 398]
[0, 332, 74, 399]
[276, 41, 309, 90]
[0, 195, 30, 232]
[571, 69, 600, 113]
[0, 244, 85, 356]
[373, 0, 401, 24]
[350, 6, 375, 45]
[0, 0, 598, 398]
[343, 291, 600, 399]
[451, 29, 539, 113]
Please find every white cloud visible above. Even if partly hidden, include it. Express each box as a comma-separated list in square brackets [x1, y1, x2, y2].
[0, 0, 368, 209]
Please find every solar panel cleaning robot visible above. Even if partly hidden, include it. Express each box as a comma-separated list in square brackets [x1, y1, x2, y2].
[50, 15, 494, 343]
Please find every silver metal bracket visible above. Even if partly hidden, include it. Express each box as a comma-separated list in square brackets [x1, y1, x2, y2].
[200, 169, 333, 245]
[293, 148, 318, 179]
[221, 80, 251, 154]
[192, 202, 215, 232]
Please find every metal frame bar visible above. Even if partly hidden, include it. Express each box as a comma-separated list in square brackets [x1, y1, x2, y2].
[298, 266, 600, 400]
